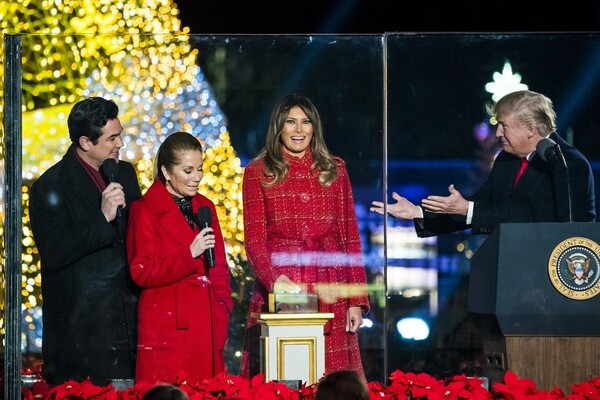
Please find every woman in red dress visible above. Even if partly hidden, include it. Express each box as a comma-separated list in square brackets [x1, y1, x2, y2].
[127, 132, 233, 384]
[241, 95, 370, 378]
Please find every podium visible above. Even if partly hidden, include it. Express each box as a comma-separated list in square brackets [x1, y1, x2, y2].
[252, 312, 334, 385]
[468, 223, 600, 391]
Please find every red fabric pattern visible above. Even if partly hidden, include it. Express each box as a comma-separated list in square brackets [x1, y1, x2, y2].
[241, 148, 370, 378]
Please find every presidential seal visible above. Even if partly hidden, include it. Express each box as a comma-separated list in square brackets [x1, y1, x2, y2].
[548, 237, 600, 300]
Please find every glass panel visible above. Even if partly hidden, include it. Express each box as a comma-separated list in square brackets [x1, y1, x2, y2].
[6, 29, 600, 396]
[385, 32, 600, 379]
[4, 32, 385, 391]
[187, 35, 385, 381]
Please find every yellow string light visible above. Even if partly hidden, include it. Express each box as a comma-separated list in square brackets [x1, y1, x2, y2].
[0, 0, 246, 342]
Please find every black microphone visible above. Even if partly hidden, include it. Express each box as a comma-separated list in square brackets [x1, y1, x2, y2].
[196, 206, 215, 268]
[536, 137, 573, 222]
[536, 137, 563, 164]
[101, 158, 123, 219]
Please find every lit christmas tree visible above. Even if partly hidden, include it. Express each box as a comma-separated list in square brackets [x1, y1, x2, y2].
[0, 0, 247, 361]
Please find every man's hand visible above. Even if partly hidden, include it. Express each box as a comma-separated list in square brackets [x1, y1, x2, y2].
[101, 182, 126, 222]
[421, 184, 469, 215]
[370, 192, 422, 220]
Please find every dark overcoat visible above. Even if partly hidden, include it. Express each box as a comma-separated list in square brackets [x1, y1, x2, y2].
[29, 148, 141, 385]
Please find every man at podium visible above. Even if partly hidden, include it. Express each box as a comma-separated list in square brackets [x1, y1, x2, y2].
[370, 90, 596, 234]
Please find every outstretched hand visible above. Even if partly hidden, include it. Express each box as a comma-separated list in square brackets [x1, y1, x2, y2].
[421, 184, 469, 215]
[370, 192, 422, 220]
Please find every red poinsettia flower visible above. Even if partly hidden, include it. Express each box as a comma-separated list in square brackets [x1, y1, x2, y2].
[387, 370, 417, 396]
[30, 379, 52, 399]
[492, 371, 567, 400]
[202, 372, 252, 398]
[493, 371, 539, 399]
[21, 387, 34, 400]
[20, 368, 600, 399]
[564, 394, 587, 400]
[299, 382, 317, 400]
[46, 378, 118, 399]
[184, 380, 212, 397]
[251, 373, 265, 387]
[367, 381, 394, 399]
[251, 379, 300, 400]
[443, 377, 476, 399]
[546, 387, 567, 400]
[444, 374, 492, 400]
[409, 372, 446, 400]
[385, 370, 448, 399]
[571, 378, 600, 399]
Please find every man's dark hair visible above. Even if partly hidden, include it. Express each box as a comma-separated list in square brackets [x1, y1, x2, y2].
[67, 97, 119, 146]
[315, 370, 369, 400]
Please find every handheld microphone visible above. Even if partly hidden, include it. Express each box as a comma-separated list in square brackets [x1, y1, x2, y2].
[536, 137, 572, 222]
[101, 158, 123, 219]
[196, 206, 215, 268]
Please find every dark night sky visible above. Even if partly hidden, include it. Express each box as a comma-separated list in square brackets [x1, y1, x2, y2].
[174, 0, 600, 34]
[171, 0, 600, 168]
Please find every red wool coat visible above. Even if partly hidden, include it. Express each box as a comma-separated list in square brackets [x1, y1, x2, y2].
[127, 181, 233, 384]
[241, 148, 370, 378]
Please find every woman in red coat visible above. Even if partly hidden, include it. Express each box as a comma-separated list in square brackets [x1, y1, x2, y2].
[127, 131, 233, 384]
[240, 95, 370, 378]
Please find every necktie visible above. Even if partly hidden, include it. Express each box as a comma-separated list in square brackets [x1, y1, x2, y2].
[513, 157, 528, 187]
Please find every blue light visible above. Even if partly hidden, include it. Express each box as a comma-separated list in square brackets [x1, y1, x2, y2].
[396, 317, 430, 341]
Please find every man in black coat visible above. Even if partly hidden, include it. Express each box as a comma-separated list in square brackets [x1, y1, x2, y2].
[29, 97, 142, 385]
[370, 90, 596, 234]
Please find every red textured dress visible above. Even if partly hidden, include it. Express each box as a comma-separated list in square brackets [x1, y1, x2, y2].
[241, 148, 370, 378]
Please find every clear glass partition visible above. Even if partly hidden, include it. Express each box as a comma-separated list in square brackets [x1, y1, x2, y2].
[3, 31, 600, 397]
[384, 32, 600, 377]
[186, 35, 386, 381]
[1, 33, 386, 395]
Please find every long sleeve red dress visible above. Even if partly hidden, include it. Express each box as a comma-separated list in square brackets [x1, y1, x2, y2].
[240, 148, 370, 378]
[127, 181, 233, 384]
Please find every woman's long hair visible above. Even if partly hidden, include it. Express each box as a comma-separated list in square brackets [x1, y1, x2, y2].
[255, 94, 338, 187]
